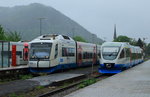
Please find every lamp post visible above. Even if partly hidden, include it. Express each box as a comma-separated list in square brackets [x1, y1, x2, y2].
[72, 28, 75, 38]
[143, 37, 147, 49]
[38, 18, 46, 36]
[91, 34, 95, 76]
[143, 37, 147, 58]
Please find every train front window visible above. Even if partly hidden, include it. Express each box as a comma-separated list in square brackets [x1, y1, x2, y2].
[102, 46, 120, 60]
[30, 43, 52, 60]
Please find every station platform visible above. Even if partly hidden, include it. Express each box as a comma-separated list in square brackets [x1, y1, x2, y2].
[29, 73, 84, 86]
[0, 65, 28, 71]
[0, 73, 84, 96]
[65, 60, 150, 97]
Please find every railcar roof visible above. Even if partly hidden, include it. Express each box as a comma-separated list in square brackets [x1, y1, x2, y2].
[30, 34, 75, 43]
[102, 42, 130, 47]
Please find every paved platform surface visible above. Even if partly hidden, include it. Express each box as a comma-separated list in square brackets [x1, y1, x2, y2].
[29, 73, 83, 86]
[0, 73, 83, 96]
[65, 60, 150, 97]
[0, 65, 28, 71]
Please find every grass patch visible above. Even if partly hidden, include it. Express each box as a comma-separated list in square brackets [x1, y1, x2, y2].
[59, 82, 71, 88]
[35, 86, 44, 90]
[19, 74, 33, 80]
[9, 93, 24, 97]
[78, 78, 98, 88]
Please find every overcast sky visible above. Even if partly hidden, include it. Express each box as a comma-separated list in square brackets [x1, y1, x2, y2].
[0, 0, 150, 43]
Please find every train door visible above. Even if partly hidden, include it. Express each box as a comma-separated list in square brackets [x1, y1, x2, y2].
[61, 42, 76, 68]
[61, 46, 68, 66]
[118, 48, 126, 67]
[93, 46, 96, 65]
[51, 43, 59, 67]
[64, 41, 76, 68]
[126, 48, 131, 67]
[77, 45, 82, 66]
[66, 47, 76, 65]
[130, 48, 133, 66]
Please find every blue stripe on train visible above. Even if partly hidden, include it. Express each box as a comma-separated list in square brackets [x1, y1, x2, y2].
[99, 69, 122, 73]
[99, 63, 129, 74]
[99, 59, 144, 74]
[29, 63, 77, 73]
[29, 62, 95, 73]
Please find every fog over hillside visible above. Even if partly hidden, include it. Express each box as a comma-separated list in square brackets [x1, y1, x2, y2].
[0, 3, 103, 44]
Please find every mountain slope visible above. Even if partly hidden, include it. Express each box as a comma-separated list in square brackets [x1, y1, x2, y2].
[0, 3, 103, 43]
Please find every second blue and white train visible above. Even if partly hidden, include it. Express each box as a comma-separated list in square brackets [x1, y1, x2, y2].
[99, 42, 144, 74]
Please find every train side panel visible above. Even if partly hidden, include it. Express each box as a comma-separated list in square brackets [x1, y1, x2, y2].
[76, 42, 97, 67]
[50, 39, 76, 69]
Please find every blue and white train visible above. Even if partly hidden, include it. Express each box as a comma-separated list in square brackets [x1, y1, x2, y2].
[28, 34, 101, 73]
[99, 42, 144, 74]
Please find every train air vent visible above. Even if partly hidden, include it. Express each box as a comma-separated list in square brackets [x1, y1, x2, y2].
[62, 35, 70, 40]
[40, 38, 51, 40]
[41, 34, 58, 40]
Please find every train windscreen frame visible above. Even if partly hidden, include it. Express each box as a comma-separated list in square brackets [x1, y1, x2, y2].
[29, 43, 52, 61]
[102, 46, 120, 60]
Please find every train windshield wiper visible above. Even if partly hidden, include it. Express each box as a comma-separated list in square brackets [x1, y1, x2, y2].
[108, 53, 113, 56]
[108, 52, 117, 56]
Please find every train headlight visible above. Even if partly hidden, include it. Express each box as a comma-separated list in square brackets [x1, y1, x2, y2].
[32, 56, 35, 58]
[45, 56, 49, 58]
[106, 64, 112, 68]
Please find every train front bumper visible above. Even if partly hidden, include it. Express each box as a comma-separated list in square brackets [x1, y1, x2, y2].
[99, 63, 125, 73]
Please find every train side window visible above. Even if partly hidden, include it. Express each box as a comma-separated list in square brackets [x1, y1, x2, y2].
[83, 52, 86, 59]
[91, 53, 93, 59]
[78, 53, 82, 60]
[62, 47, 75, 57]
[62, 47, 66, 57]
[83, 52, 87, 59]
[55, 44, 58, 58]
[119, 49, 125, 58]
[99, 50, 101, 58]
[126, 48, 130, 57]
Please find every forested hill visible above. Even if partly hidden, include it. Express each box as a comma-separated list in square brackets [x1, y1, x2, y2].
[0, 3, 103, 44]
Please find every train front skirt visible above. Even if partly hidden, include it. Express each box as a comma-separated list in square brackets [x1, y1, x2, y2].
[99, 63, 128, 74]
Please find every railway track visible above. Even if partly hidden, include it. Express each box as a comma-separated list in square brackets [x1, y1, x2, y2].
[0, 67, 30, 80]
[1, 65, 106, 97]
[36, 73, 112, 97]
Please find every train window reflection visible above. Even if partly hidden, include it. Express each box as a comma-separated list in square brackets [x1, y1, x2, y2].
[119, 49, 125, 58]
[30, 43, 52, 60]
[102, 46, 120, 60]
[30, 48, 50, 59]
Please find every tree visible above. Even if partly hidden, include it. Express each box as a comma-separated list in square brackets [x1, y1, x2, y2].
[136, 38, 144, 48]
[113, 35, 132, 43]
[6, 31, 21, 42]
[73, 36, 86, 42]
[0, 25, 6, 40]
[145, 43, 150, 56]
[0, 25, 21, 41]
[130, 38, 137, 46]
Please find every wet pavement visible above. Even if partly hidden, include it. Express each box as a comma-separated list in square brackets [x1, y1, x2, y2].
[65, 61, 150, 97]
[0, 65, 98, 96]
